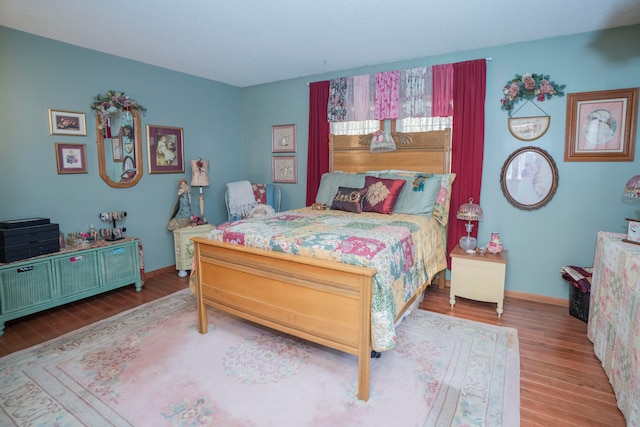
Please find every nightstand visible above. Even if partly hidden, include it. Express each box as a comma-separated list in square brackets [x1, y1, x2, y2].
[449, 245, 508, 317]
[173, 224, 214, 277]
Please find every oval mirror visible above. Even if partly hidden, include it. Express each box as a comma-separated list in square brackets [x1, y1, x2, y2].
[499, 146, 559, 211]
[96, 110, 143, 188]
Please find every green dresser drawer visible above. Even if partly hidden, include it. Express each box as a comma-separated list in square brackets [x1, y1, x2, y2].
[0, 260, 55, 314]
[98, 242, 138, 285]
[54, 251, 100, 297]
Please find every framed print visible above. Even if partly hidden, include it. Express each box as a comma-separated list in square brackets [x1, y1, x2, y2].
[146, 124, 184, 174]
[55, 143, 87, 174]
[500, 146, 559, 211]
[272, 124, 296, 153]
[111, 136, 123, 162]
[564, 88, 639, 162]
[623, 218, 640, 245]
[508, 116, 550, 141]
[272, 156, 297, 183]
[48, 109, 86, 136]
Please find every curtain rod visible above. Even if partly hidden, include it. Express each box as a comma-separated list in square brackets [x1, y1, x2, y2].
[306, 58, 492, 85]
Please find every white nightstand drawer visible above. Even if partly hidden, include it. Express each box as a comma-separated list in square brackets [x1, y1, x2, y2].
[449, 245, 508, 317]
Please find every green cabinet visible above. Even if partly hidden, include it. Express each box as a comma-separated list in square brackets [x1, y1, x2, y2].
[0, 238, 142, 334]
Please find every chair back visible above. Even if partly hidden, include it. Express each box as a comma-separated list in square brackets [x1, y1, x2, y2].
[225, 183, 281, 221]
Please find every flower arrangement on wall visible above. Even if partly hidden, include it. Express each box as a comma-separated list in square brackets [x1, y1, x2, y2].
[501, 73, 566, 116]
[90, 90, 147, 134]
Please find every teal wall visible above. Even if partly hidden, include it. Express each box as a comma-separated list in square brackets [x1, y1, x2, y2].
[0, 27, 245, 272]
[2, 24, 639, 300]
[241, 24, 640, 300]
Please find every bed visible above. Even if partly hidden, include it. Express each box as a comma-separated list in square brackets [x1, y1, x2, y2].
[192, 129, 453, 401]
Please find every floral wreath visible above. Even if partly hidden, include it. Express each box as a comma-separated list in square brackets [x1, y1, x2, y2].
[90, 90, 147, 131]
[501, 73, 565, 116]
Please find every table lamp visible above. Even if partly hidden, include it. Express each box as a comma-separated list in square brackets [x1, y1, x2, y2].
[456, 198, 483, 253]
[623, 175, 640, 200]
[190, 158, 209, 223]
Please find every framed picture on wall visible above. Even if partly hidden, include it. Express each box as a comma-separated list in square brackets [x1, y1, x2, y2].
[146, 124, 185, 174]
[272, 124, 296, 153]
[564, 88, 639, 162]
[272, 156, 297, 183]
[111, 136, 123, 161]
[55, 143, 87, 174]
[48, 109, 87, 136]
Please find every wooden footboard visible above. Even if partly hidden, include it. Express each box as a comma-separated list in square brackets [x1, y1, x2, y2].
[192, 237, 377, 401]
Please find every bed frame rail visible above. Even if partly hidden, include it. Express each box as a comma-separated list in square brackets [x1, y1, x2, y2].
[193, 237, 377, 401]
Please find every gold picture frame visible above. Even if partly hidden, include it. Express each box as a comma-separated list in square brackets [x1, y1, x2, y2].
[564, 88, 639, 162]
[48, 109, 87, 136]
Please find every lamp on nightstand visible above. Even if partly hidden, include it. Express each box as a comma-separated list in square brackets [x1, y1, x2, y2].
[190, 158, 210, 223]
[457, 198, 483, 253]
[623, 175, 640, 200]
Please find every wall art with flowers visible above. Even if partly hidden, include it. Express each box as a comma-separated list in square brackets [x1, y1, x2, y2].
[55, 143, 87, 174]
[501, 72, 566, 116]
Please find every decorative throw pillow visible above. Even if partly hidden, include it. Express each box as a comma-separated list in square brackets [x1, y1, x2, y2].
[362, 176, 406, 214]
[378, 172, 442, 216]
[331, 186, 367, 213]
[315, 172, 367, 207]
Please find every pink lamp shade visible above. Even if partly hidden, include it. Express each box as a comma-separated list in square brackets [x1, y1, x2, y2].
[623, 175, 640, 199]
[456, 198, 483, 253]
[456, 198, 483, 222]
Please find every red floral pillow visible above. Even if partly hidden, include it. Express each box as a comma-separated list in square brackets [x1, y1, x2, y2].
[362, 176, 406, 214]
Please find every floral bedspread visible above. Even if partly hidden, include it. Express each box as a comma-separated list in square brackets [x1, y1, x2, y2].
[587, 232, 640, 424]
[208, 208, 447, 351]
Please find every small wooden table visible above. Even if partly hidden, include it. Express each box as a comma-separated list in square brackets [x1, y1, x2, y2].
[449, 245, 508, 317]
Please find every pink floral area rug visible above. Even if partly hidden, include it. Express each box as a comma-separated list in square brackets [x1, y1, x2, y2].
[0, 289, 520, 426]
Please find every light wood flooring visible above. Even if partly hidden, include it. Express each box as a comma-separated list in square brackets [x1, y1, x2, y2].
[0, 268, 626, 426]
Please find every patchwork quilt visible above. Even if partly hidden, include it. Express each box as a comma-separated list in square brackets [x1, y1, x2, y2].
[208, 208, 447, 351]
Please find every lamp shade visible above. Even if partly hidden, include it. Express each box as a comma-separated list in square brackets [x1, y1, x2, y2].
[457, 198, 482, 253]
[456, 198, 483, 222]
[623, 175, 640, 199]
[190, 158, 209, 187]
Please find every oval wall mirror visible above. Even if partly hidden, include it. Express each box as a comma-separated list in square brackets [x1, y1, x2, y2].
[499, 146, 559, 211]
[96, 110, 143, 188]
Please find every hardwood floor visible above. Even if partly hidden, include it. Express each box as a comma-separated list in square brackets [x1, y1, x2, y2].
[420, 285, 626, 427]
[0, 269, 626, 426]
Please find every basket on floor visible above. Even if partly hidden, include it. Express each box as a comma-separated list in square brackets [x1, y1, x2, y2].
[560, 266, 592, 322]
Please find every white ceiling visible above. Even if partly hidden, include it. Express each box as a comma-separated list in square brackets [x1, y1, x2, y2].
[1, 0, 639, 88]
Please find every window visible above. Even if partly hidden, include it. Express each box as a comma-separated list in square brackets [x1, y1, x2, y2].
[330, 120, 380, 135]
[330, 117, 452, 135]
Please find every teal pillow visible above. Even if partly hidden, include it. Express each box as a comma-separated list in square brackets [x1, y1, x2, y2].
[378, 172, 441, 216]
[315, 172, 367, 206]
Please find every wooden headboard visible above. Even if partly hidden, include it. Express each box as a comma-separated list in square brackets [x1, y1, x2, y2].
[329, 129, 451, 174]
